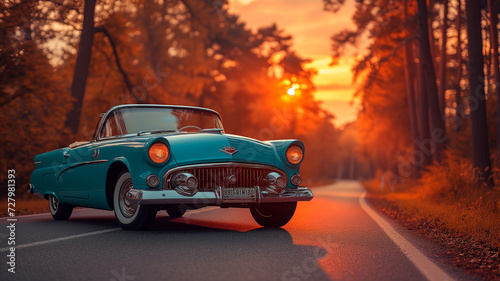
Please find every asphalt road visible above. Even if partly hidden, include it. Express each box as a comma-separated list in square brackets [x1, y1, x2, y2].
[0, 180, 478, 281]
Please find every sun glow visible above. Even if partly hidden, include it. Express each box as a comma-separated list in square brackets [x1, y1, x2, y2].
[287, 83, 300, 96]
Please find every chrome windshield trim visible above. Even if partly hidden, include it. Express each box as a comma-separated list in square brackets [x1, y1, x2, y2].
[95, 104, 223, 141]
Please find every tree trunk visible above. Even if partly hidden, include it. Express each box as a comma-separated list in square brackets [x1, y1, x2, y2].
[417, 48, 433, 167]
[453, 0, 464, 134]
[417, 0, 446, 163]
[65, 0, 96, 134]
[403, 0, 420, 177]
[439, 0, 449, 116]
[488, 0, 500, 154]
[465, 0, 493, 183]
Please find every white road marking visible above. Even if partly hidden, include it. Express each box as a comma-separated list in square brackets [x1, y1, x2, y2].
[0, 208, 93, 221]
[0, 228, 121, 253]
[0, 213, 50, 220]
[359, 191, 454, 281]
[0, 206, 220, 252]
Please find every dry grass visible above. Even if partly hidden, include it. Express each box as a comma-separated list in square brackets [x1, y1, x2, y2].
[364, 153, 500, 248]
[0, 195, 49, 217]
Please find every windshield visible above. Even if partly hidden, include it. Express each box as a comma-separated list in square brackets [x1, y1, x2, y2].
[99, 107, 223, 139]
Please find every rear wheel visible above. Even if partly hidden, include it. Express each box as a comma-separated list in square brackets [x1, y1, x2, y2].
[49, 195, 73, 220]
[250, 202, 297, 228]
[113, 171, 157, 230]
[165, 205, 186, 218]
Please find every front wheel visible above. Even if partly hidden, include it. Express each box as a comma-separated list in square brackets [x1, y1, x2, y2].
[250, 202, 297, 228]
[113, 171, 157, 230]
[49, 195, 73, 220]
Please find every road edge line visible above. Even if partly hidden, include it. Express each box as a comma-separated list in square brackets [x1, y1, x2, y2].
[359, 191, 454, 281]
[0, 228, 121, 253]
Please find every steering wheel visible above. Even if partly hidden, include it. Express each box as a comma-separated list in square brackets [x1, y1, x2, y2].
[178, 125, 202, 132]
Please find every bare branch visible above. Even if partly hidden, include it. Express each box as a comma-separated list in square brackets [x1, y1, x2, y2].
[94, 26, 142, 103]
[376, 36, 419, 68]
[0, 91, 26, 107]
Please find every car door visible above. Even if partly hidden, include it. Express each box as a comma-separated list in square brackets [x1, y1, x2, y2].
[57, 143, 95, 202]
[84, 111, 128, 206]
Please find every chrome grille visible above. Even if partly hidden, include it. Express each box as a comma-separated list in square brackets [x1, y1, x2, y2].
[163, 163, 285, 191]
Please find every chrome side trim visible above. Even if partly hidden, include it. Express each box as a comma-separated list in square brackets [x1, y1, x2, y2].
[57, 160, 108, 180]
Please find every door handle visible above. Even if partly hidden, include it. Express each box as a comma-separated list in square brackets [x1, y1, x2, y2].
[63, 153, 70, 158]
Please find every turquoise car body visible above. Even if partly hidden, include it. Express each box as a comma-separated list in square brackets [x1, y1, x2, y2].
[29, 104, 312, 211]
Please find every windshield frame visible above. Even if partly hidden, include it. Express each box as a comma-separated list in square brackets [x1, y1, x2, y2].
[93, 104, 223, 141]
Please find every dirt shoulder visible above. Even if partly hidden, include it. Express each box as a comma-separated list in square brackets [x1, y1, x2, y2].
[366, 193, 500, 281]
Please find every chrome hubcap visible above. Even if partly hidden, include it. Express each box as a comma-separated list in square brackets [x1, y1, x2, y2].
[119, 179, 137, 218]
[51, 196, 59, 211]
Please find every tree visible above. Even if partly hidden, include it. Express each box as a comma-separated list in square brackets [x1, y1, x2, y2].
[417, 0, 446, 163]
[488, 0, 500, 155]
[464, 0, 493, 183]
[452, 0, 465, 134]
[438, 0, 449, 115]
[403, 0, 421, 176]
[416, 47, 433, 167]
[65, 0, 96, 134]
[0, 0, 71, 192]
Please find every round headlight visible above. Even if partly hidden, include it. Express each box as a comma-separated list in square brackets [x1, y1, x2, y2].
[147, 174, 160, 188]
[286, 145, 303, 165]
[172, 172, 198, 196]
[186, 177, 198, 189]
[275, 176, 286, 189]
[149, 142, 169, 164]
[265, 172, 286, 192]
[290, 174, 302, 186]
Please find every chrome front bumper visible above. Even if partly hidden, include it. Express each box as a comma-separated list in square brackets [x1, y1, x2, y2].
[127, 186, 313, 206]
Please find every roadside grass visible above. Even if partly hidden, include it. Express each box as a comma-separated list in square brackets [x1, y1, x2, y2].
[364, 153, 500, 248]
[0, 195, 49, 217]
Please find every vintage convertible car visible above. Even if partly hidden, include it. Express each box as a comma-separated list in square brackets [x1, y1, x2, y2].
[29, 104, 313, 230]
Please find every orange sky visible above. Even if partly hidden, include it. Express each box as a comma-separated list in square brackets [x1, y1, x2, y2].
[229, 0, 359, 127]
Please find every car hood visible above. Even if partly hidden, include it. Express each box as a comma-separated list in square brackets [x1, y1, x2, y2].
[165, 133, 278, 167]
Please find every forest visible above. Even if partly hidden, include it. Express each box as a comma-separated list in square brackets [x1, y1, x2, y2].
[326, 0, 500, 188]
[0, 0, 340, 192]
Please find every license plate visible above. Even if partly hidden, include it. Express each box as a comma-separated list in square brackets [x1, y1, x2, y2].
[222, 188, 256, 200]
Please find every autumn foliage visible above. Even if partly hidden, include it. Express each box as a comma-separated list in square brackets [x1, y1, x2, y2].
[0, 0, 339, 194]
[325, 0, 500, 186]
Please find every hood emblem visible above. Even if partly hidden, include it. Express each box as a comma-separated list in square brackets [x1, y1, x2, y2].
[220, 147, 238, 155]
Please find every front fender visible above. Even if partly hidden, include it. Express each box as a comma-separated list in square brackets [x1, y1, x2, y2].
[266, 140, 305, 186]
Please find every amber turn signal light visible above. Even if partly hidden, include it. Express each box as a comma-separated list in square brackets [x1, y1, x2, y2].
[149, 142, 169, 164]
